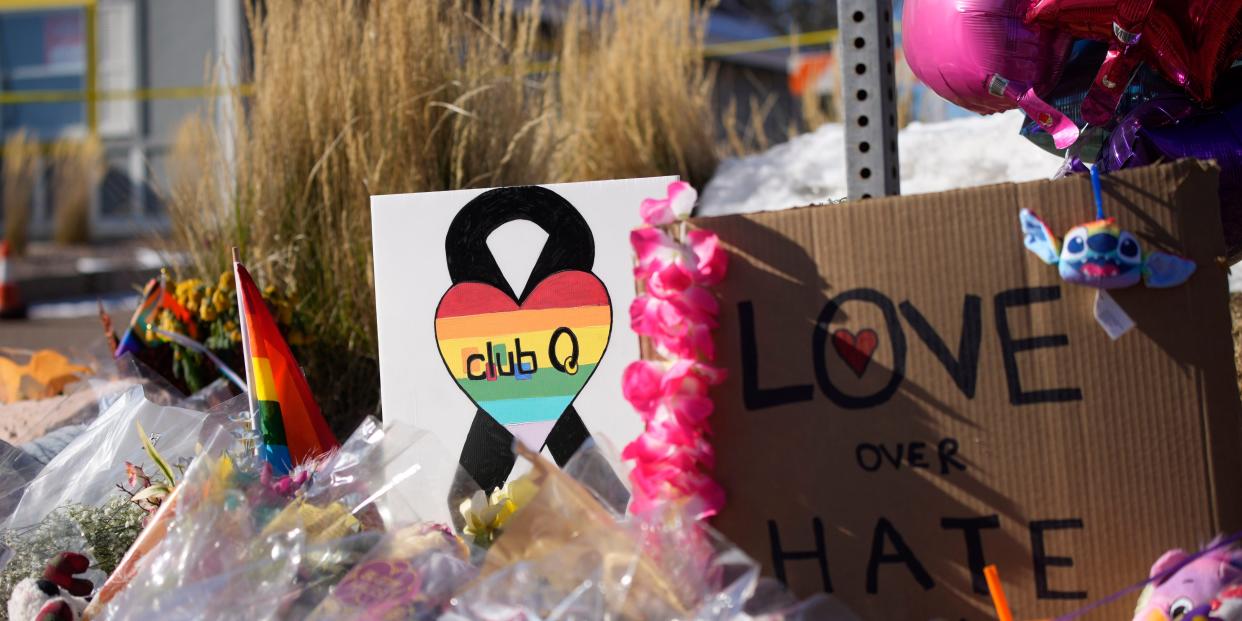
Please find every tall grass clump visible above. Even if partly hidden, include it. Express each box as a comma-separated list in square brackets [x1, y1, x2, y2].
[2, 131, 38, 255]
[554, 0, 718, 184]
[50, 136, 103, 245]
[167, 0, 721, 429]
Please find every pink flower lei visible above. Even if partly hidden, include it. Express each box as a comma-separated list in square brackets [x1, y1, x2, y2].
[622, 181, 728, 519]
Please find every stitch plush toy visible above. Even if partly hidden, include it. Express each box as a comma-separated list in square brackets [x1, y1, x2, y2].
[6, 552, 93, 621]
[1020, 209, 1196, 289]
[1133, 542, 1242, 621]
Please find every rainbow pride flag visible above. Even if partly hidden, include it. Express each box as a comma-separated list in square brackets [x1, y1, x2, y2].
[114, 277, 197, 358]
[234, 260, 337, 474]
[434, 270, 611, 450]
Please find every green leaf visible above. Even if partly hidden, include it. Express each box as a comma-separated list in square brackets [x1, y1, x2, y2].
[136, 421, 177, 485]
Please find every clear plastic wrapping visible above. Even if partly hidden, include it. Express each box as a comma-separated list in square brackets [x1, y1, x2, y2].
[89, 416, 469, 621]
[4, 385, 244, 530]
[444, 442, 847, 621]
[29, 402, 841, 621]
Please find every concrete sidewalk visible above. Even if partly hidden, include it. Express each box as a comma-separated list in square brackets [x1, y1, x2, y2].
[7, 240, 172, 306]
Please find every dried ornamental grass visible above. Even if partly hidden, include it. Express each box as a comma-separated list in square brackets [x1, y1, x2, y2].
[167, 0, 722, 426]
[50, 137, 104, 246]
[2, 131, 38, 256]
[554, 0, 719, 185]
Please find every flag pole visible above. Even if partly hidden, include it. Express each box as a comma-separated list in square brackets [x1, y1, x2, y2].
[232, 247, 259, 459]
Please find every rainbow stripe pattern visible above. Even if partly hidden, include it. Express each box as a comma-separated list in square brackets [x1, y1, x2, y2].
[235, 262, 337, 474]
[114, 277, 197, 358]
[435, 270, 611, 449]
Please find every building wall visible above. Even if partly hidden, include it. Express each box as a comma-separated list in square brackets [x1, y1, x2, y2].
[0, 0, 240, 240]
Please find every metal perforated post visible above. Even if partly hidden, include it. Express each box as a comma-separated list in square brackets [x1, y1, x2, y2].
[838, 0, 901, 200]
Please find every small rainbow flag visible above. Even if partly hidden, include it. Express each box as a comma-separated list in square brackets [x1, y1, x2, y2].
[234, 256, 337, 474]
[114, 277, 197, 359]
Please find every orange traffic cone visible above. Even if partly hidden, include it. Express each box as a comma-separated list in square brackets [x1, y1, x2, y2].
[0, 240, 27, 319]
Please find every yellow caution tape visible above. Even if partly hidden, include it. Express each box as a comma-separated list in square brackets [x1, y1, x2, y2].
[0, 0, 95, 10]
[0, 28, 843, 107]
[703, 28, 838, 58]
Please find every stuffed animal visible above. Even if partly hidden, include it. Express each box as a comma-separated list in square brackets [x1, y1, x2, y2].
[6, 552, 93, 621]
[1133, 543, 1242, 621]
[1020, 209, 1196, 289]
[1211, 585, 1242, 620]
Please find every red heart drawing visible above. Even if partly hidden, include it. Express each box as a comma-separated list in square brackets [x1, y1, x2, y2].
[832, 329, 879, 377]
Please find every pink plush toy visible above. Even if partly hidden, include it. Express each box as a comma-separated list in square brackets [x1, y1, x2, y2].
[1134, 542, 1242, 621]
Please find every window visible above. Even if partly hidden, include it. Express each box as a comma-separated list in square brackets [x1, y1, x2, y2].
[97, 0, 136, 137]
[0, 8, 87, 139]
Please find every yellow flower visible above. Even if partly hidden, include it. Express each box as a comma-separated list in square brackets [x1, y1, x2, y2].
[489, 476, 538, 525]
[217, 271, 233, 292]
[198, 295, 217, 322]
[458, 475, 538, 546]
[211, 288, 228, 313]
[156, 309, 180, 339]
[224, 321, 241, 343]
[459, 491, 502, 546]
[174, 278, 203, 309]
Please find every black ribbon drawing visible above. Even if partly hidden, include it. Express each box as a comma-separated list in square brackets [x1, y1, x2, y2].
[442, 186, 622, 503]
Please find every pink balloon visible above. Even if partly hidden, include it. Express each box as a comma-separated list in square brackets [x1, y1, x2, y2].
[903, 0, 1078, 147]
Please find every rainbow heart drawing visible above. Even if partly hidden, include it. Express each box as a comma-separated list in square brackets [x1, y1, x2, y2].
[434, 270, 612, 451]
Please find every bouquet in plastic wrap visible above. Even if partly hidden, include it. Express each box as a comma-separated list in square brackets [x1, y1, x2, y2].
[69, 416, 842, 621]
[445, 442, 837, 621]
[84, 417, 471, 620]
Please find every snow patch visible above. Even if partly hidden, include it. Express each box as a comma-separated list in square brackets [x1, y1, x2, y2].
[699, 110, 1065, 217]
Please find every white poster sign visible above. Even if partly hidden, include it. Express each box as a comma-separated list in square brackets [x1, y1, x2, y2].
[371, 177, 673, 486]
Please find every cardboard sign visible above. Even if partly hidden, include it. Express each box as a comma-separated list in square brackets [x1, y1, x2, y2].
[372, 178, 673, 491]
[690, 160, 1242, 620]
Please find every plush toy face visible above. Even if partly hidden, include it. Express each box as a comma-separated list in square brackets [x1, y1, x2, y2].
[1020, 209, 1196, 289]
[6, 578, 88, 621]
[1133, 548, 1242, 621]
[1057, 219, 1145, 288]
[6, 552, 93, 621]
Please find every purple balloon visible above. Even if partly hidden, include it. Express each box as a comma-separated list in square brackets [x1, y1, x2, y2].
[1097, 96, 1242, 258]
